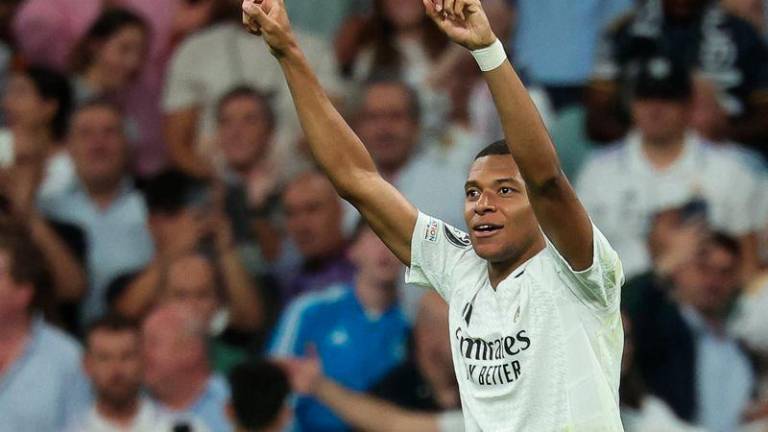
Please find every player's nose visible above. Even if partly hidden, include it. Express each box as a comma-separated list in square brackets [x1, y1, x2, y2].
[474, 192, 496, 214]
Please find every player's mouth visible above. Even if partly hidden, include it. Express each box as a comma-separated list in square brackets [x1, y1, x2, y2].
[472, 223, 503, 238]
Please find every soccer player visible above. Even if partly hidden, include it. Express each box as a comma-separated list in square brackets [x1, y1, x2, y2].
[242, 0, 625, 430]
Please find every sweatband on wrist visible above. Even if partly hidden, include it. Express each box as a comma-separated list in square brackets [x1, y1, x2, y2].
[471, 39, 506, 72]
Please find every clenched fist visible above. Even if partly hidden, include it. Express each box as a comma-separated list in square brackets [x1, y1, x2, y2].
[242, 0, 297, 57]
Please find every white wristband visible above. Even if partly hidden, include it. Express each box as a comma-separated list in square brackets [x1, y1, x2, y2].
[471, 39, 506, 72]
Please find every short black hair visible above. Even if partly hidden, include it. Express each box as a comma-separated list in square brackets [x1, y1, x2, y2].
[216, 85, 276, 132]
[474, 140, 511, 160]
[21, 65, 73, 141]
[229, 360, 290, 430]
[138, 169, 207, 215]
[85, 314, 139, 350]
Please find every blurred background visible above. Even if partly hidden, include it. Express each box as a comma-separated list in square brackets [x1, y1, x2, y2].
[0, 0, 767, 431]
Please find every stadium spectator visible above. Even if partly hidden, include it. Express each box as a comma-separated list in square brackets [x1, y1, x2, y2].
[111, 170, 266, 354]
[0, 65, 87, 312]
[357, 78, 479, 229]
[64, 315, 183, 431]
[587, 0, 768, 150]
[1, 65, 75, 198]
[370, 291, 457, 410]
[227, 361, 293, 432]
[162, 0, 341, 178]
[628, 232, 755, 431]
[511, 0, 633, 111]
[619, 312, 705, 431]
[161, 253, 260, 372]
[269, 223, 410, 432]
[39, 100, 154, 325]
[214, 86, 284, 269]
[12, 0, 214, 174]
[348, 0, 454, 135]
[0, 220, 89, 431]
[143, 303, 231, 431]
[279, 170, 355, 302]
[69, 8, 148, 104]
[576, 57, 762, 279]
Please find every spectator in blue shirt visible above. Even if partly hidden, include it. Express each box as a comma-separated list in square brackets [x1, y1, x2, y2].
[269, 222, 410, 432]
[38, 99, 154, 326]
[0, 218, 90, 432]
[142, 303, 231, 432]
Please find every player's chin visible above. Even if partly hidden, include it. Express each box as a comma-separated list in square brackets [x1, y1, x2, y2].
[472, 240, 507, 261]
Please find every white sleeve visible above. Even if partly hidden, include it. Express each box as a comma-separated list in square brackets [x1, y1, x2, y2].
[436, 410, 465, 432]
[405, 211, 472, 303]
[546, 224, 624, 313]
[162, 39, 204, 112]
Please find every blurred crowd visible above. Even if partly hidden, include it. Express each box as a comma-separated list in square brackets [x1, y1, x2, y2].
[0, 0, 768, 431]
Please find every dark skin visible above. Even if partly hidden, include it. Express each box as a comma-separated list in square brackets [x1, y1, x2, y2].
[242, 0, 594, 289]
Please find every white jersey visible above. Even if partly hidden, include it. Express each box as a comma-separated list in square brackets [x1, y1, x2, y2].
[406, 212, 625, 432]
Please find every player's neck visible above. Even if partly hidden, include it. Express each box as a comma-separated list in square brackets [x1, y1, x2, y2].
[487, 237, 546, 288]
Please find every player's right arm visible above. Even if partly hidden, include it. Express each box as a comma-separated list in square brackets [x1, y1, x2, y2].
[241, 0, 416, 265]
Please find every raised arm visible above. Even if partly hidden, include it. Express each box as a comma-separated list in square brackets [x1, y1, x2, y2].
[241, 0, 416, 265]
[425, 0, 594, 270]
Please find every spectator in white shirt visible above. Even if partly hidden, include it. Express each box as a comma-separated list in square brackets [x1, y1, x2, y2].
[576, 56, 763, 279]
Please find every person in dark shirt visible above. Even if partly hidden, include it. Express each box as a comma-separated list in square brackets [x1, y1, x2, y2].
[587, 0, 768, 153]
[370, 291, 459, 413]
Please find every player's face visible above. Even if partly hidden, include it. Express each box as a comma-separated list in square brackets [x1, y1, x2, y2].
[85, 329, 143, 407]
[464, 155, 540, 263]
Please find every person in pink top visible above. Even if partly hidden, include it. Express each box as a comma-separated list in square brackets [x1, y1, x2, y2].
[13, 0, 215, 175]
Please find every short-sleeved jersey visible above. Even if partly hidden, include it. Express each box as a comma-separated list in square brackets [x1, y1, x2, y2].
[406, 212, 625, 432]
[593, 2, 768, 117]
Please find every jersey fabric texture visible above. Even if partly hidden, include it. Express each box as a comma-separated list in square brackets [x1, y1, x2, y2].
[406, 212, 625, 432]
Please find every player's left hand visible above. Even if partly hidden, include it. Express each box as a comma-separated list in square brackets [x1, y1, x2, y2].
[423, 0, 496, 50]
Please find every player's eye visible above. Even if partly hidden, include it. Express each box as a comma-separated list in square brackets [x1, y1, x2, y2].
[465, 189, 480, 199]
[499, 186, 514, 195]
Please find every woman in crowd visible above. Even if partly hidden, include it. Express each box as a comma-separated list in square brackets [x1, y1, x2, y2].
[349, 0, 453, 135]
[0, 65, 74, 198]
[0, 64, 86, 314]
[69, 7, 148, 104]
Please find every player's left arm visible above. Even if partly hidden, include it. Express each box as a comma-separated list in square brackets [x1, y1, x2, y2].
[425, 0, 594, 270]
